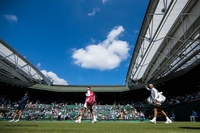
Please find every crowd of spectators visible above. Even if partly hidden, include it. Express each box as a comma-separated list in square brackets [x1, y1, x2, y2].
[0, 90, 199, 121]
[166, 91, 200, 105]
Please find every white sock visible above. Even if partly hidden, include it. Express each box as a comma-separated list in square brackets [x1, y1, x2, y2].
[93, 115, 96, 120]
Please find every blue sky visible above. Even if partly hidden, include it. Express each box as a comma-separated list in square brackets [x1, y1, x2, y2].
[0, 0, 149, 85]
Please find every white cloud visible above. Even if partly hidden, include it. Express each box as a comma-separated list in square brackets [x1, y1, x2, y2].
[41, 70, 68, 85]
[134, 30, 139, 34]
[72, 26, 130, 71]
[37, 63, 41, 68]
[102, 0, 108, 4]
[4, 14, 18, 22]
[88, 8, 100, 16]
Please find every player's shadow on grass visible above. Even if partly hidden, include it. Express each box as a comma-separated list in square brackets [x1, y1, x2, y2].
[180, 127, 200, 130]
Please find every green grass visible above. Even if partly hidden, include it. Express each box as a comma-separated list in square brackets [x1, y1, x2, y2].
[0, 120, 200, 133]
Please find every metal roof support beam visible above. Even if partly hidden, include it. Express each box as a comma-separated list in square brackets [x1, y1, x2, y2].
[146, 17, 200, 83]
[0, 39, 52, 86]
[0, 60, 29, 82]
[129, 0, 177, 83]
[127, 0, 200, 89]
[143, 0, 200, 83]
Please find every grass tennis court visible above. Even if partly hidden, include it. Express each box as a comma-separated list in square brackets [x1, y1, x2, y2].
[0, 121, 199, 133]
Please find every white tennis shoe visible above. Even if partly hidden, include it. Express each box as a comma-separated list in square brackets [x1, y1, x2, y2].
[150, 119, 156, 124]
[9, 119, 15, 122]
[91, 119, 97, 123]
[14, 119, 19, 122]
[75, 119, 81, 123]
[165, 119, 172, 124]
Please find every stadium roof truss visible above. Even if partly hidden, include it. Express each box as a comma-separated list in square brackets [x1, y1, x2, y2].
[0, 39, 52, 87]
[126, 0, 200, 90]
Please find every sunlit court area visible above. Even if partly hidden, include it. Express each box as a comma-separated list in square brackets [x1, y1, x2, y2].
[0, 121, 200, 133]
[0, 0, 200, 133]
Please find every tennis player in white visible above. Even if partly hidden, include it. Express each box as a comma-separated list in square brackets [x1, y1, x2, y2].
[145, 84, 172, 124]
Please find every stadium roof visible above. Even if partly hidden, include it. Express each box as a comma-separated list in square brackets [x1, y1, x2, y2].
[0, 0, 199, 92]
[0, 39, 52, 87]
[30, 84, 129, 92]
[126, 0, 200, 90]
